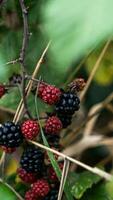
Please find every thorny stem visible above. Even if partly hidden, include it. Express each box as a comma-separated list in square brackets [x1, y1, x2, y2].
[13, 42, 50, 123]
[19, 0, 32, 119]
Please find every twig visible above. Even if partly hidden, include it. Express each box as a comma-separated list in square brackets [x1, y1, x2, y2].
[13, 42, 50, 123]
[80, 40, 110, 101]
[19, 0, 32, 119]
[29, 140, 113, 181]
[0, 152, 5, 167]
[58, 158, 70, 200]
[0, 59, 19, 68]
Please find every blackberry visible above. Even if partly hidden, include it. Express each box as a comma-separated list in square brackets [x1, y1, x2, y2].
[55, 92, 80, 115]
[20, 146, 44, 173]
[9, 73, 22, 85]
[57, 113, 72, 128]
[46, 134, 60, 149]
[45, 116, 62, 135]
[44, 189, 58, 200]
[0, 121, 23, 148]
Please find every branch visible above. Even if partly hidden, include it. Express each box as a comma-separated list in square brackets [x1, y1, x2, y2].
[19, 0, 32, 118]
[13, 42, 50, 123]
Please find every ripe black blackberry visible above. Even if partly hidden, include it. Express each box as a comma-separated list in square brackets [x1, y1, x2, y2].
[0, 121, 23, 148]
[46, 134, 60, 149]
[9, 73, 22, 85]
[57, 113, 72, 128]
[44, 189, 58, 200]
[20, 146, 44, 173]
[55, 92, 80, 115]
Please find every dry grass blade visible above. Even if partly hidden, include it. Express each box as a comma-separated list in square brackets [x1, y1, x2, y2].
[29, 140, 113, 181]
[80, 40, 110, 101]
[0, 152, 5, 167]
[13, 42, 50, 123]
[58, 158, 70, 200]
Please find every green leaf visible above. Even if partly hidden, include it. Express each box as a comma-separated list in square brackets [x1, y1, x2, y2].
[43, 0, 113, 70]
[70, 171, 101, 199]
[81, 183, 112, 200]
[0, 182, 17, 200]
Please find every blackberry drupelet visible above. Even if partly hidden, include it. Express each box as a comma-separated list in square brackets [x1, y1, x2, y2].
[9, 73, 22, 85]
[57, 113, 72, 128]
[44, 189, 58, 200]
[0, 121, 23, 148]
[55, 92, 80, 115]
[20, 146, 44, 173]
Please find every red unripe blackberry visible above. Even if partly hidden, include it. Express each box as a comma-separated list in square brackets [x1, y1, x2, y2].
[0, 121, 23, 148]
[44, 189, 58, 200]
[55, 92, 80, 115]
[41, 85, 61, 105]
[45, 116, 62, 135]
[0, 84, 5, 98]
[25, 190, 37, 200]
[21, 120, 40, 140]
[48, 163, 63, 182]
[31, 179, 50, 198]
[31, 81, 47, 97]
[38, 82, 47, 98]
[1, 146, 16, 153]
[17, 168, 37, 183]
[20, 146, 44, 173]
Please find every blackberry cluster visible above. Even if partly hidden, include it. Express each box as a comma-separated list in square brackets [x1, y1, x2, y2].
[55, 92, 80, 128]
[0, 78, 81, 200]
[0, 121, 23, 148]
[9, 73, 22, 85]
[44, 189, 58, 200]
[20, 146, 44, 173]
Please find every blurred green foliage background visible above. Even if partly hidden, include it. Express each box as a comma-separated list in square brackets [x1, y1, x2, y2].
[0, 0, 113, 199]
[0, 0, 113, 113]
